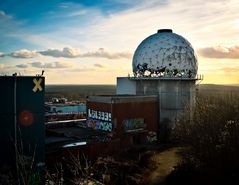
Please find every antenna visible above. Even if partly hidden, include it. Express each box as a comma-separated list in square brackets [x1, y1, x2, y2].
[36, 70, 45, 76]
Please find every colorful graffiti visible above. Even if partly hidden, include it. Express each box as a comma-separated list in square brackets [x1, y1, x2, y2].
[87, 109, 112, 132]
[87, 119, 112, 132]
[146, 131, 157, 143]
[88, 109, 111, 122]
[122, 118, 145, 131]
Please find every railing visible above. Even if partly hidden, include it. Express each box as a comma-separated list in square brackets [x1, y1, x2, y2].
[128, 74, 204, 81]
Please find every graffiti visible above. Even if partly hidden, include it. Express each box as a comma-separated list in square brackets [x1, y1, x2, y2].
[87, 119, 112, 132]
[123, 118, 145, 131]
[133, 63, 195, 78]
[87, 109, 112, 132]
[88, 109, 111, 122]
[146, 131, 157, 143]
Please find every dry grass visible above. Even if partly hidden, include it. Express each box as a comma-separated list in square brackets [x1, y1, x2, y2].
[172, 94, 239, 184]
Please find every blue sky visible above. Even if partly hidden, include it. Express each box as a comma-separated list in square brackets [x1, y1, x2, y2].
[0, 0, 137, 51]
[0, 0, 239, 84]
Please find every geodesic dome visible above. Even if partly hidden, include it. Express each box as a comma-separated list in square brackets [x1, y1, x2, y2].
[132, 29, 198, 78]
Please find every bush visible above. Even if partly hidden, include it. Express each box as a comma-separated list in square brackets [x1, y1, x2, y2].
[173, 94, 239, 176]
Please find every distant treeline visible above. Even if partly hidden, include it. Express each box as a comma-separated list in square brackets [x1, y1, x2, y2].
[45, 85, 116, 102]
[45, 84, 239, 102]
[196, 84, 239, 97]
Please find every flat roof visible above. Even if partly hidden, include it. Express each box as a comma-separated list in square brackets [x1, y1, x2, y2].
[87, 94, 158, 103]
[0, 75, 45, 78]
[117, 76, 200, 81]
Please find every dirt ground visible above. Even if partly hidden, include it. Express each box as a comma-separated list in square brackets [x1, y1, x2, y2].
[87, 145, 182, 185]
[145, 147, 181, 185]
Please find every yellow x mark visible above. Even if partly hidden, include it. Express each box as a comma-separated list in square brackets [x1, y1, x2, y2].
[32, 78, 43, 92]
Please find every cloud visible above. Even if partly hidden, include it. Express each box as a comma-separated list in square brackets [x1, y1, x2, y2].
[39, 47, 81, 58]
[39, 47, 132, 59]
[16, 64, 28, 68]
[0, 10, 11, 18]
[0, 10, 22, 38]
[30, 61, 72, 68]
[198, 45, 239, 59]
[7, 47, 132, 59]
[0, 10, 6, 17]
[222, 67, 239, 73]
[68, 9, 88, 17]
[11, 49, 38, 58]
[81, 48, 132, 59]
[94, 63, 104, 68]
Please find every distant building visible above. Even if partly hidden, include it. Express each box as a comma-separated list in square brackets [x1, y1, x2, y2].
[45, 102, 86, 122]
[45, 103, 86, 114]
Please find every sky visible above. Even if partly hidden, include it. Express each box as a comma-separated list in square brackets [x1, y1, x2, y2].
[0, 0, 239, 84]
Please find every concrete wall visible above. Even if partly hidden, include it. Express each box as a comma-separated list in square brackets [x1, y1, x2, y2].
[117, 77, 136, 95]
[116, 77, 196, 128]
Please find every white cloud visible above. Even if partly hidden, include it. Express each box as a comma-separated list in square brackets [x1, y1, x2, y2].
[198, 45, 239, 59]
[11, 49, 38, 58]
[7, 47, 132, 59]
[68, 9, 88, 17]
[81, 48, 132, 59]
[39, 47, 81, 58]
[59, 0, 239, 51]
[5, 0, 239, 51]
[30, 61, 72, 68]
[0, 10, 11, 19]
[0, 10, 6, 16]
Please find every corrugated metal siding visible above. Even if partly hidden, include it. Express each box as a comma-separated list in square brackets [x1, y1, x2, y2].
[86, 96, 159, 143]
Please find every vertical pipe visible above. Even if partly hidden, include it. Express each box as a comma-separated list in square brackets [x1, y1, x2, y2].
[111, 98, 113, 124]
[13, 76, 19, 183]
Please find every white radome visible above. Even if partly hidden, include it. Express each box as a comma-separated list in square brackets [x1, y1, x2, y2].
[132, 29, 198, 78]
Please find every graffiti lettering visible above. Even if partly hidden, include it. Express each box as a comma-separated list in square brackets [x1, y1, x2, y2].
[88, 109, 111, 122]
[87, 119, 112, 132]
[123, 118, 145, 131]
[146, 131, 157, 143]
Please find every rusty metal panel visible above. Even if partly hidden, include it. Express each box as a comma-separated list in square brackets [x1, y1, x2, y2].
[113, 100, 159, 143]
[86, 96, 159, 144]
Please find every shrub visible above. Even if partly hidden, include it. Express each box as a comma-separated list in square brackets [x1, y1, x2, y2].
[173, 94, 239, 176]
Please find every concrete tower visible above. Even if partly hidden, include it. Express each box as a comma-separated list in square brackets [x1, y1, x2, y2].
[117, 29, 202, 137]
